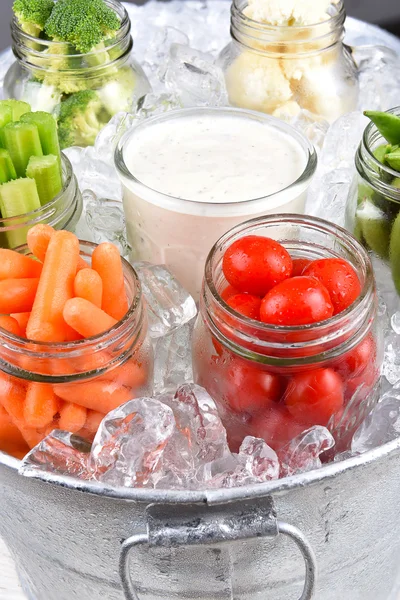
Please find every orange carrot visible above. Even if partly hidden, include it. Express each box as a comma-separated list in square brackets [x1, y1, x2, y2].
[0, 316, 22, 337]
[24, 383, 59, 429]
[105, 359, 148, 390]
[63, 298, 117, 338]
[0, 278, 39, 314]
[92, 242, 128, 320]
[27, 224, 86, 270]
[26, 230, 80, 342]
[74, 268, 103, 308]
[0, 405, 26, 448]
[54, 380, 133, 414]
[0, 372, 41, 449]
[84, 410, 104, 434]
[59, 402, 87, 433]
[11, 312, 31, 337]
[0, 249, 42, 280]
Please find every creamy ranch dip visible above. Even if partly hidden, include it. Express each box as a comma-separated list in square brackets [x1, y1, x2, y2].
[117, 108, 315, 299]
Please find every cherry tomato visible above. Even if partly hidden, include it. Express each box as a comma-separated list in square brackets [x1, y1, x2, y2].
[260, 276, 334, 326]
[222, 235, 292, 297]
[292, 258, 312, 277]
[224, 357, 284, 415]
[284, 368, 344, 426]
[221, 284, 238, 302]
[251, 406, 305, 451]
[336, 334, 376, 379]
[303, 258, 361, 315]
[226, 293, 261, 320]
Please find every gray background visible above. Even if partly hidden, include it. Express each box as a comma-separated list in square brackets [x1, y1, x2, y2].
[0, 0, 399, 53]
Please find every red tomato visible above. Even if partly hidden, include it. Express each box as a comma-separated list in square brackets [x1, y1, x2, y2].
[292, 258, 312, 277]
[222, 235, 292, 296]
[303, 258, 361, 315]
[221, 285, 238, 302]
[284, 368, 344, 426]
[251, 406, 305, 451]
[336, 335, 376, 379]
[224, 358, 284, 415]
[260, 276, 334, 326]
[226, 293, 261, 320]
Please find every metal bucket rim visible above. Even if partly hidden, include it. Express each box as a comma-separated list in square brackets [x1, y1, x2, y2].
[2, 434, 400, 504]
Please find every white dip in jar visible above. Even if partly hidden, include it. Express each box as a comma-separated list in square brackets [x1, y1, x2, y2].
[115, 107, 317, 299]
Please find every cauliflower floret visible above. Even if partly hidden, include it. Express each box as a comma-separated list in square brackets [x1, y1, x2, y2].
[244, 0, 338, 26]
[272, 100, 301, 120]
[226, 52, 292, 113]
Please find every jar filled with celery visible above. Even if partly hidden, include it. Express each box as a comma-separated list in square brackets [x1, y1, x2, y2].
[0, 99, 82, 248]
[4, 0, 149, 149]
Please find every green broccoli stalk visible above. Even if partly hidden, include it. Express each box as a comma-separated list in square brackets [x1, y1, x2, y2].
[13, 0, 54, 37]
[44, 0, 120, 54]
[57, 90, 111, 149]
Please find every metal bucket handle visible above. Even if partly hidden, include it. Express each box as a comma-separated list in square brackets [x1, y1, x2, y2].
[119, 498, 317, 600]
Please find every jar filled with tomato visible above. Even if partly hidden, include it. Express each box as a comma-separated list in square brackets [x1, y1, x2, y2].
[192, 214, 383, 455]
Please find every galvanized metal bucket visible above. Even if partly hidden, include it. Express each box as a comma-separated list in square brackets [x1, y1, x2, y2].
[1, 436, 400, 600]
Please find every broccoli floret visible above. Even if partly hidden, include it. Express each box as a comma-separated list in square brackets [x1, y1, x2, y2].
[57, 90, 111, 149]
[44, 0, 120, 54]
[13, 0, 54, 37]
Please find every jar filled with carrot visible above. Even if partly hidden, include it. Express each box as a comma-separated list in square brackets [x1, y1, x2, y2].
[0, 225, 153, 459]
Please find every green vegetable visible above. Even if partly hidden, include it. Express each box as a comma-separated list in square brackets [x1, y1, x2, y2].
[386, 148, 400, 172]
[57, 90, 110, 149]
[393, 178, 400, 188]
[2, 122, 43, 177]
[364, 111, 400, 146]
[390, 211, 400, 295]
[12, 0, 54, 37]
[44, 0, 120, 54]
[0, 178, 41, 248]
[0, 100, 31, 122]
[0, 150, 17, 184]
[26, 154, 62, 205]
[373, 143, 391, 165]
[21, 111, 61, 166]
[0, 106, 13, 131]
[357, 198, 391, 259]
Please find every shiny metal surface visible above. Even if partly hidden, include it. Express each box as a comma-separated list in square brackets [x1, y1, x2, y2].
[1, 435, 400, 599]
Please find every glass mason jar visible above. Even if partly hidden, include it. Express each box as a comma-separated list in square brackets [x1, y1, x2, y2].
[0, 241, 153, 459]
[346, 106, 400, 296]
[218, 0, 358, 124]
[4, 0, 150, 149]
[0, 153, 82, 249]
[192, 215, 382, 456]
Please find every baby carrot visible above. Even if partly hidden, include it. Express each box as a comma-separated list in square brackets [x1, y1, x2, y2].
[59, 402, 87, 433]
[63, 298, 117, 338]
[0, 405, 26, 448]
[92, 242, 128, 320]
[27, 230, 80, 342]
[0, 249, 42, 279]
[0, 278, 39, 314]
[74, 268, 103, 308]
[24, 383, 59, 429]
[54, 380, 133, 414]
[84, 410, 104, 434]
[0, 372, 26, 425]
[0, 316, 22, 337]
[105, 359, 148, 390]
[11, 312, 31, 337]
[27, 224, 87, 270]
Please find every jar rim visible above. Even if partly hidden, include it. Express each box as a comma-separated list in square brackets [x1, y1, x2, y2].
[115, 106, 317, 215]
[203, 214, 375, 363]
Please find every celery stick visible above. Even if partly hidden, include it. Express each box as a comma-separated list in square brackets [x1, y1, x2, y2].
[26, 155, 62, 205]
[0, 149, 17, 184]
[0, 100, 31, 121]
[0, 105, 12, 129]
[21, 111, 61, 166]
[2, 122, 43, 177]
[0, 178, 41, 248]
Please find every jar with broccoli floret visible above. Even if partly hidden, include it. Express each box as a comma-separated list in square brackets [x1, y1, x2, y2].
[5, 0, 150, 149]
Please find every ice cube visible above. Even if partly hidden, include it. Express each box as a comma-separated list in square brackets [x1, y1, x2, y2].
[134, 262, 197, 338]
[0, 49, 16, 100]
[291, 109, 329, 150]
[95, 112, 137, 164]
[84, 194, 130, 257]
[90, 397, 176, 487]
[351, 389, 400, 453]
[383, 330, 400, 386]
[319, 111, 368, 171]
[391, 312, 400, 336]
[136, 92, 183, 120]
[354, 45, 400, 113]
[306, 168, 354, 227]
[279, 426, 335, 477]
[63, 146, 122, 201]
[19, 431, 91, 480]
[153, 318, 195, 393]
[163, 44, 228, 107]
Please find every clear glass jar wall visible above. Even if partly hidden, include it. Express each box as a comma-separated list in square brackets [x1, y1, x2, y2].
[4, 0, 150, 149]
[218, 0, 358, 123]
[0, 153, 82, 250]
[0, 241, 153, 459]
[192, 215, 383, 455]
[346, 106, 400, 296]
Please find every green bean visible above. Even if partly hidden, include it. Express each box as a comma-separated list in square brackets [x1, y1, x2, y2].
[364, 111, 400, 145]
